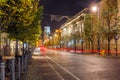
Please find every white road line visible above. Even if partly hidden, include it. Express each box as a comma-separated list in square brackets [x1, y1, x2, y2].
[46, 56, 80, 80]
[46, 60, 65, 80]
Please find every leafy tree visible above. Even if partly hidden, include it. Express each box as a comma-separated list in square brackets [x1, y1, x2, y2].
[62, 34, 70, 49]
[101, 0, 118, 55]
[5, 0, 34, 56]
[84, 15, 91, 40]
[70, 23, 81, 52]
[84, 14, 98, 51]
[0, 0, 10, 31]
[0, 0, 10, 57]
[84, 14, 92, 50]
[53, 30, 62, 48]
[52, 35, 58, 47]
[1, 0, 43, 56]
[18, 6, 43, 44]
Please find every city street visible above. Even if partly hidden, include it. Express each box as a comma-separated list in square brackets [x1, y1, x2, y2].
[1, 0, 120, 80]
[22, 50, 120, 80]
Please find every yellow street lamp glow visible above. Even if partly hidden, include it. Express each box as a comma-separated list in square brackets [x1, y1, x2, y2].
[55, 29, 61, 33]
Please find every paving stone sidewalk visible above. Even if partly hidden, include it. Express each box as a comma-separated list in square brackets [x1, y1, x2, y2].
[21, 56, 60, 80]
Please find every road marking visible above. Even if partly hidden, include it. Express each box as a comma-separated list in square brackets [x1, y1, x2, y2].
[46, 56, 80, 80]
[46, 60, 65, 80]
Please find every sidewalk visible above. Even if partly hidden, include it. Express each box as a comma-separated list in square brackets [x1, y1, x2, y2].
[21, 56, 60, 80]
[80, 52, 120, 59]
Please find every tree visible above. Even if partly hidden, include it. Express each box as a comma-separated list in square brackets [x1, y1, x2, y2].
[70, 22, 81, 53]
[101, 0, 118, 55]
[18, 6, 43, 45]
[84, 14, 91, 49]
[61, 34, 70, 49]
[0, 0, 11, 57]
[54, 30, 61, 48]
[1, 0, 43, 56]
[6, 0, 35, 56]
[84, 13, 99, 51]
[0, 0, 11, 31]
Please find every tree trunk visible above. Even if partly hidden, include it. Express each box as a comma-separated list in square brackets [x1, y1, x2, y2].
[108, 36, 110, 55]
[22, 41, 25, 55]
[8, 39, 11, 55]
[15, 39, 19, 57]
[91, 40, 94, 52]
[107, 17, 111, 56]
[74, 40, 76, 53]
[0, 28, 2, 62]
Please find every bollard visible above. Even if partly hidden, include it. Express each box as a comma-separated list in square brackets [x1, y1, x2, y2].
[25, 54, 27, 67]
[28, 53, 30, 64]
[26, 54, 28, 64]
[27, 54, 29, 64]
[30, 53, 31, 60]
[24, 55, 27, 70]
[18, 57, 21, 80]
[21, 56, 24, 73]
[1, 63, 5, 80]
[11, 58, 15, 80]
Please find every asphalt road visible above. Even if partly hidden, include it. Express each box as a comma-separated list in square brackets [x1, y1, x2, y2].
[46, 50, 120, 80]
[23, 50, 120, 80]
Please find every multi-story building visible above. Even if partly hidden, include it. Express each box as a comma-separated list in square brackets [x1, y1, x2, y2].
[60, 9, 87, 50]
[60, 0, 120, 54]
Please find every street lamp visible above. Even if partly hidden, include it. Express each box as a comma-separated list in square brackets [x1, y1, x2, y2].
[114, 35, 119, 56]
[92, 6, 97, 12]
[92, 4, 100, 54]
[114, 17, 120, 56]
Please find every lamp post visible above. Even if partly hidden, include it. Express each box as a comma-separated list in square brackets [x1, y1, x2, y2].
[92, 3, 100, 54]
[114, 17, 119, 56]
[81, 23, 84, 54]
[90, 14, 94, 52]
[114, 35, 119, 56]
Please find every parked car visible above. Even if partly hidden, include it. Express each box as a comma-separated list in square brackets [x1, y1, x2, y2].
[33, 47, 41, 56]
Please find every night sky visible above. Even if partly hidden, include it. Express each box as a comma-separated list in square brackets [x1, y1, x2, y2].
[40, 0, 96, 32]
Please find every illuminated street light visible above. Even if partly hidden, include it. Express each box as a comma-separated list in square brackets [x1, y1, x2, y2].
[92, 6, 97, 12]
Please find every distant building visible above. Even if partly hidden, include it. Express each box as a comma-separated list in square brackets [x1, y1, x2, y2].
[44, 26, 51, 42]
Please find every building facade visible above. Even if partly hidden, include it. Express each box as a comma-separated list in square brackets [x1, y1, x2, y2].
[60, 0, 120, 54]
